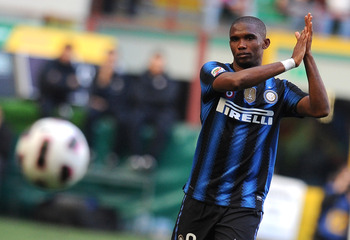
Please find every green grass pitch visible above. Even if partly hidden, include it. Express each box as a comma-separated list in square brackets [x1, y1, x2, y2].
[0, 216, 151, 240]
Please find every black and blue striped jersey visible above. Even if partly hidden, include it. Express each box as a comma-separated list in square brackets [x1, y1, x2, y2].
[183, 61, 308, 211]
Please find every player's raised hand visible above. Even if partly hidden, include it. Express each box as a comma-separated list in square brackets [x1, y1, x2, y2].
[304, 13, 313, 55]
[291, 26, 308, 67]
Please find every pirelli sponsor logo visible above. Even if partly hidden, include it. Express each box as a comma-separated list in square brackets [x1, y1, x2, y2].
[216, 97, 274, 125]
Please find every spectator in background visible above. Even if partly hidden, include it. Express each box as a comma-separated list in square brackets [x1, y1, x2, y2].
[202, 0, 256, 33]
[321, 0, 350, 37]
[121, 0, 140, 17]
[276, 0, 325, 32]
[314, 164, 350, 240]
[38, 44, 79, 119]
[127, 52, 178, 170]
[84, 49, 130, 163]
[0, 106, 14, 187]
[100, 0, 140, 18]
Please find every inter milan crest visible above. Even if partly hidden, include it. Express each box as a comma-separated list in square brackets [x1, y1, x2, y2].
[264, 90, 278, 104]
[244, 87, 256, 103]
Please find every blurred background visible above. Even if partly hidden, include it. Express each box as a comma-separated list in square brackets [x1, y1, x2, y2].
[0, 0, 349, 240]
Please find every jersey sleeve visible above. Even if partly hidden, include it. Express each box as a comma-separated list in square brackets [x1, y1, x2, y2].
[200, 61, 227, 101]
[200, 61, 227, 85]
[282, 80, 308, 117]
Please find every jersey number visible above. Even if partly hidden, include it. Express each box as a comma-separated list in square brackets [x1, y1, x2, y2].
[186, 233, 196, 240]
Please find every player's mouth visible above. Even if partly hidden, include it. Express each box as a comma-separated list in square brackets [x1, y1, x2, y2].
[237, 52, 251, 58]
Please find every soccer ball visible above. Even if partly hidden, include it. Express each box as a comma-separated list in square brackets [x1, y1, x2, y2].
[15, 118, 90, 190]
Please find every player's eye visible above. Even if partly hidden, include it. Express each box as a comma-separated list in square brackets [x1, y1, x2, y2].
[246, 35, 256, 41]
[230, 37, 239, 42]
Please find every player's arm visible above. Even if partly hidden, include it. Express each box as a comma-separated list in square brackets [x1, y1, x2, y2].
[212, 62, 285, 92]
[296, 13, 330, 118]
[213, 27, 309, 92]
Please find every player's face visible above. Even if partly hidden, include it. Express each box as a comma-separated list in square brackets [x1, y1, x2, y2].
[229, 22, 269, 70]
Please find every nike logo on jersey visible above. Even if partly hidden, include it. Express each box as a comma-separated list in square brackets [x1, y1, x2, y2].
[216, 97, 274, 125]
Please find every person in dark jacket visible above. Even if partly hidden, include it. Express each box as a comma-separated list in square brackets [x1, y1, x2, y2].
[84, 49, 131, 163]
[128, 52, 178, 170]
[38, 44, 79, 119]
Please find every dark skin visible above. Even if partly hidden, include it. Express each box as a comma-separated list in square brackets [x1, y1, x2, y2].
[212, 13, 330, 118]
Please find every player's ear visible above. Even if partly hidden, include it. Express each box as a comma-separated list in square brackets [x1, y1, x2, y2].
[262, 38, 270, 49]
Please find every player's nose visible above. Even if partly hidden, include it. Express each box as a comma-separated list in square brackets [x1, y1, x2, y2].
[237, 39, 247, 49]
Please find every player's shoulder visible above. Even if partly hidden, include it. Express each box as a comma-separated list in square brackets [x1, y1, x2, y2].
[201, 61, 230, 79]
[201, 61, 228, 71]
[267, 76, 289, 87]
[272, 76, 299, 88]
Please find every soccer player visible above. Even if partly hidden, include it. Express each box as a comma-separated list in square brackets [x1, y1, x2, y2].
[172, 13, 330, 240]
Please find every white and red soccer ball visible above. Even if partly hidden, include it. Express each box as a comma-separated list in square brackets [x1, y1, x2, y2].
[15, 118, 90, 190]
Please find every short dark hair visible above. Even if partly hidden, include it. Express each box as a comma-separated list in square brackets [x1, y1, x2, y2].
[230, 16, 267, 38]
